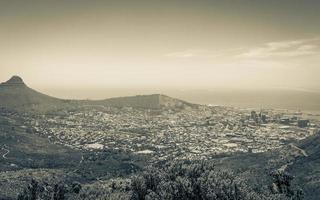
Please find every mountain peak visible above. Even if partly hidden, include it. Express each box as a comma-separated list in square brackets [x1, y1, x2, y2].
[1, 75, 26, 86]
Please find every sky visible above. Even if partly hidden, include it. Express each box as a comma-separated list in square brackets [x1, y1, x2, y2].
[0, 0, 320, 98]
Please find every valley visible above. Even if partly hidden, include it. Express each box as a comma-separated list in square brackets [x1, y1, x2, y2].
[0, 76, 320, 199]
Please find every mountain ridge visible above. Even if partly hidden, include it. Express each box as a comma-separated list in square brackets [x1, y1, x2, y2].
[0, 76, 195, 111]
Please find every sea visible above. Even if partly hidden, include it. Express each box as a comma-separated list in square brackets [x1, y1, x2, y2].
[42, 88, 320, 115]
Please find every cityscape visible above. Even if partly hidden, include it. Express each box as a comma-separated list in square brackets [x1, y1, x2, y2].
[10, 105, 318, 161]
[1, 0, 320, 199]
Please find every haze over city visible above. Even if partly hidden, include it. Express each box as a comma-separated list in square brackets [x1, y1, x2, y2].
[0, 0, 319, 100]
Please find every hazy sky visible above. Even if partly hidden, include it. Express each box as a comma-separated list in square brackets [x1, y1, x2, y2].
[0, 0, 320, 95]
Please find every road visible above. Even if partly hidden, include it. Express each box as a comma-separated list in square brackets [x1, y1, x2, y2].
[1, 145, 10, 159]
[277, 143, 308, 173]
[289, 143, 308, 157]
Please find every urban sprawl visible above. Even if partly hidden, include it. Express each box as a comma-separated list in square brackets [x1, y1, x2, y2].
[2, 105, 319, 163]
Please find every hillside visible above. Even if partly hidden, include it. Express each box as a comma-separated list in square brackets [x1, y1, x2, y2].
[92, 94, 196, 109]
[210, 131, 320, 200]
[288, 131, 320, 200]
[0, 76, 67, 111]
[0, 113, 146, 199]
[0, 76, 195, 111]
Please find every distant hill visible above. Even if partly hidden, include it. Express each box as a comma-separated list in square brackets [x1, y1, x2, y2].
[90, 94, 196, 109]
[0, 76, 67, 111]
[0, 76, 195, 111]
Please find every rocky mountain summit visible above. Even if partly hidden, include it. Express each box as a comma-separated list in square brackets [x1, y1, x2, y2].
[0, 75, 26, 86]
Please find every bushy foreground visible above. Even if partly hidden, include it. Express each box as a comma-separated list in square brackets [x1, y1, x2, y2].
[17, 160, 303, 200]
[129, 160, 302, 200]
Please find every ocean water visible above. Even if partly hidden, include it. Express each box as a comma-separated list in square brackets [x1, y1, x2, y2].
[168, 89, 320, 114]
[42, 88, 320, 114]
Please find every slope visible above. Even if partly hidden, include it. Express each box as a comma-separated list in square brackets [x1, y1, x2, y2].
[0, 76, 68, 111]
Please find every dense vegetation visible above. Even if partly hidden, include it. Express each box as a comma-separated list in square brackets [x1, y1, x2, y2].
[17, 160, 303, 200]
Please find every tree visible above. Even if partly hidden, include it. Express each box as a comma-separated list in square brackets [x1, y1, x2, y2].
[17, 179, 39, 200]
